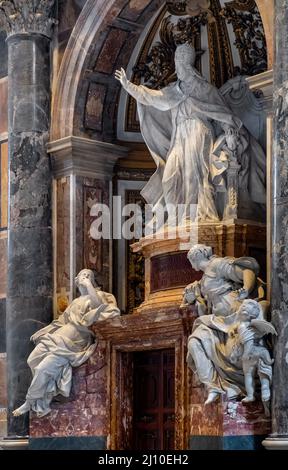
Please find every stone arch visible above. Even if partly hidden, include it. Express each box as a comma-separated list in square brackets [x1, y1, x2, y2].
[50, 0, 163, 141]
[51, 0, 124, 141]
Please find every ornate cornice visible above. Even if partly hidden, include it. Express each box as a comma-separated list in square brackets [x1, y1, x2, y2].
[0, 0, 56, 39]
[47, 136, 129, 179]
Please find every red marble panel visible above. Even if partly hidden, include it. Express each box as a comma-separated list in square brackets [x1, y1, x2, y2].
[189, 398, 271, 437]
[82, 177, 110, 291]
[150, 252, 202, 293]
[0, 237, 7, 296]
[223, 401, 271, 436]
[56, 178, 70, 291]
[30, 342, 108, 437]
[95, 28, 128, 75]
[119, 0, 152, 21]
[84, 186, 103, 273]
[190, 402, 223, 436]
[0, 79, 7, 134]
[84, 83, 106, 131]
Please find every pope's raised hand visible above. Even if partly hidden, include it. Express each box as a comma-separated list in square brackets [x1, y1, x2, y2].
[115, 68, 128, 89]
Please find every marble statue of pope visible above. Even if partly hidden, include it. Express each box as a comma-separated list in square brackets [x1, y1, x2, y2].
[115, 43, 266, 225]
[13, 269, 120, 418]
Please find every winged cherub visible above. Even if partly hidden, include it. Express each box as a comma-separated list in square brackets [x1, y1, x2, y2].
[231, 299, 277, 414]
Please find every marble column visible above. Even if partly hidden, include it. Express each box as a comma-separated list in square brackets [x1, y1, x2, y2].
[263, 0, 288, 450]
[0, 1, 56, 437]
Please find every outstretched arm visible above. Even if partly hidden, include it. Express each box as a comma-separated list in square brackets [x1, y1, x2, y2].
[115, 68, 172, 111]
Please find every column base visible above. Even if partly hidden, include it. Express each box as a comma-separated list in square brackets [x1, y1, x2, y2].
[262, 437, 288, 450]
[0, 437, 29, 450]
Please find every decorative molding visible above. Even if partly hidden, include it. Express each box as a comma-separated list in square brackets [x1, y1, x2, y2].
[262, 437, 288, 450]
[0, 438, 29, 450]
[0, 131, 8, 142]
[246, 69, 273, 111]
[48, 136, 129, 179]
[0, 0, 56, 39]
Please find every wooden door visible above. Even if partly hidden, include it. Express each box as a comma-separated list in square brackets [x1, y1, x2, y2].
[133, 349, 175, 450]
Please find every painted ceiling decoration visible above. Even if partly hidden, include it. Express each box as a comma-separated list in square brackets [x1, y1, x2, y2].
[124, 0, 267, 134]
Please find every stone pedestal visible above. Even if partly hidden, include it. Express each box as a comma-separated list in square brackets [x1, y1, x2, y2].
[189, 396, 271, 450]
[132, 221, 266, 313]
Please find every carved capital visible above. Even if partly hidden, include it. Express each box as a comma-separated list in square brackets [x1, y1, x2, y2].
[0, 0, 56, 39]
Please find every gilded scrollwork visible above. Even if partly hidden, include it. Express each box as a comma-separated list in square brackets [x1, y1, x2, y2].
[220, 0, 267, 76]
[133, 14, 207, 89]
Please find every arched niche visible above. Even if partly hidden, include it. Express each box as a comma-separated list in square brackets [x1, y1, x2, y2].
[50, 0, 274, 143]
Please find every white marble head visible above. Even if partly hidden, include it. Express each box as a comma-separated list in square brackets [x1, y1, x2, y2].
[187, 244, 213, 271]
[75, 269, 97, 290]
[175, 43, 196, 81]
[238, 299, 262, 321]
[175, 43, 196, 65]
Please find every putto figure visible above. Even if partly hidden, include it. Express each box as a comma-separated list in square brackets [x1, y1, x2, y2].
[115, 43, 266, 226]
[184, 244, 269, 405]
[230, 299, 277, 414]
[13, 269, 120, 417]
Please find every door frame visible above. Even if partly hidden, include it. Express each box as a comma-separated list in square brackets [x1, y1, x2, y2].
[109, 336, 188, 450]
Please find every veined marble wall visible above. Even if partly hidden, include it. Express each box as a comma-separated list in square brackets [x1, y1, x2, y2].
[53, 174, 111, 316]
[30, 340, 109, 446]
[0, 74, 8, 439]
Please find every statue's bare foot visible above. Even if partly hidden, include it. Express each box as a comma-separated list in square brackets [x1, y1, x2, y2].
[12, 402, 31, 416]
[205, 391, 220, 405]
[242, 396, 255, 403]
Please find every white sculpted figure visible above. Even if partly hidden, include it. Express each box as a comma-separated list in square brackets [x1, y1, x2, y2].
[185, 244, 267, 404]
[230, 299, 276, 413]
[115, 43, 266, 225]
[13, 269, 120, 417]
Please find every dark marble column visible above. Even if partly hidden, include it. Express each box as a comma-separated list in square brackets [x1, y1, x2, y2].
[264, 0, 288, 450]
[0, 2, 55, 437]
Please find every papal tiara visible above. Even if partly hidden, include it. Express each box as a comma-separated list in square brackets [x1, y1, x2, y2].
[175, 43, 196, 61]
